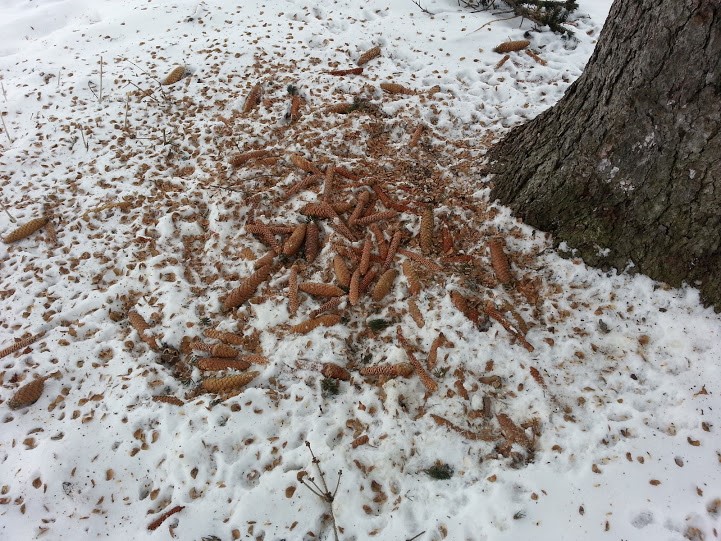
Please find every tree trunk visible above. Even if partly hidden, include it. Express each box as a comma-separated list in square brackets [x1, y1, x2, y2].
[488, 0, 721, 308]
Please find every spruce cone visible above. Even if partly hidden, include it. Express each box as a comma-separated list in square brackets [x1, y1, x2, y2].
[359, 237, 372, 275]
[243, 83, 262, 113]
[372, 269, 398, 302]
[488, 237, 513, 285]
[289, 154, 318, 174]
[357, 45, 381, 66]
[161, 66, 185, 85]
[333, 255, 352, 289]
[408, 299, 425, 328]
[420, 206, 434, 255]
[290, 314, 341, 334]
[3, 217, 49, 243]
[8, 377, 45, 409]
[283, 223, 307, 257]
[380, 82, 414, 95]
[201, 371, 259, 393]
[299, 282, 345, 297]
[229, 150, 270, 167]
[493, 40, 530, 54]
[359, 363, 414, 377]
[348, 269, 361, 306]
[305, 222, 320, 263]
[402, 260, 421, 296]
[355, 210, 397, 226]
[210, 344, 240, 358]
[288, 265, 300, 315]
[197, 358, 251, 371]
[223, 264, 273, 310]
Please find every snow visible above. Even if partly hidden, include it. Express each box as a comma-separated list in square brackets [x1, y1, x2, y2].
[1, 1, 720, 540]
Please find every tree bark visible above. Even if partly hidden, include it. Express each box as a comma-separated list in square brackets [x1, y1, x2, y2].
[488, 0, 721, 308]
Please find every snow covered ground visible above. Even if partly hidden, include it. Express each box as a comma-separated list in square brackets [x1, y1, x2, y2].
[1, 1, 720, 540]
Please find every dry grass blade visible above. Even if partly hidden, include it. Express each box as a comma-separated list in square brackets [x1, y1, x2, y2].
[290, 314, 342, 334]
[430, 414, 498, 441]
[243, 83, 262, 113]
[202, 371, 260, 393]
[3, 216, 49, 243]
[408, 299, 425, 328]
[488, 237, 513, 284]
[357, 45, 381, 66]
[420, 206, 434, 255]
[333, 255, 352, 288]
[0, 333, 44, 360]
[8, 376, 46, 409]
[283, 223, 307, 256]
[397, 327, 437, 394]
[493, 40, 530, 53]
[321, 363, 351, 381]
[299, 282, 346, 297]
[359, 362, 414, 377]
[372, 269, 398, 302]
[229, 149, 271, 167]
[380, 82, 415, 95]
[398, 249, 442, 272]
[223, 264, 273, 311]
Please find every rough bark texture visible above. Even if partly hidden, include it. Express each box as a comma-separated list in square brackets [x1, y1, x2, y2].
[488, 0, 721, 308]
